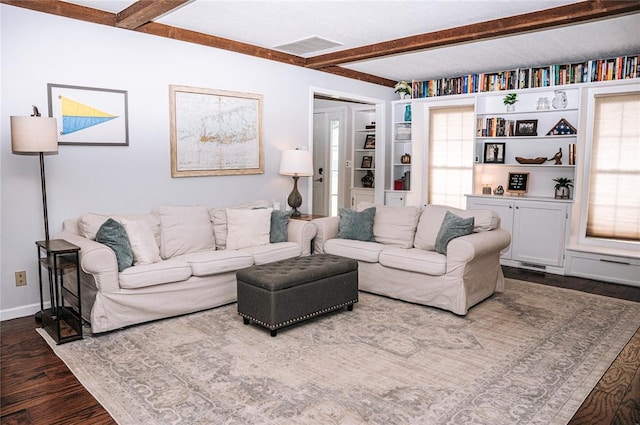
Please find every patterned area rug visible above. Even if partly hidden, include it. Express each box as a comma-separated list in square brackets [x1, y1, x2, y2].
[38, 279, 640, 425]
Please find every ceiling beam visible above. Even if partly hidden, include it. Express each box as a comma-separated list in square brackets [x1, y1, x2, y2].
[0, 0, 115, 25]
[116, 0, 191, 30]
[319, 66, 396, 87]
[305, 0, 640, 69]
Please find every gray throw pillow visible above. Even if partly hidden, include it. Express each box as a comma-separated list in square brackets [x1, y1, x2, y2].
[270, 210, 292, 243]
[435, 211, 474, 255]
[96, 218, 134, 272]
[336, 207, 376, 241]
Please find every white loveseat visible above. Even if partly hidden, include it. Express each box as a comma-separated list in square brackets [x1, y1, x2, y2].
[312, 204, 511, 315]
[55, 201, 317, 333]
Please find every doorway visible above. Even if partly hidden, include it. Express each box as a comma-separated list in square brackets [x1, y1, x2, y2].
[311, 90, 385, 217]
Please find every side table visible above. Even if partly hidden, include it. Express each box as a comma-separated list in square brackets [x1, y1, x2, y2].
[291, 213, 326, 254]
[36, 239, 83, 344]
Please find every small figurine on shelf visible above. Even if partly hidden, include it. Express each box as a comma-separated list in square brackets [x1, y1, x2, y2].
[361, 170, 374, 188]
[493, 185, 505, 196]
[401, 153, 411, 164]
[548, 147, 563, 165]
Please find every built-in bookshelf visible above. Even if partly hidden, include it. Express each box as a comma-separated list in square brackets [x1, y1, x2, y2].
[412, 53, 639, 98]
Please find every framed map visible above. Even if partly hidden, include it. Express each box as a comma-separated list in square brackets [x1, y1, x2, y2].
[169, 85, 263, 177]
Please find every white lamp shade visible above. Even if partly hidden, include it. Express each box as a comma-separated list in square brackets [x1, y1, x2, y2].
[10, 116, 58, 154]
[279, 149, 314, 176]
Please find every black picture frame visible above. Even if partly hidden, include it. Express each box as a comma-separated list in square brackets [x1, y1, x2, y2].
[507, 172, 530, 195]
[483, 143, 505, 164]
[363, 134, 375, 149]
[361, 156, 373, 169]
[514, 120, 538, 136]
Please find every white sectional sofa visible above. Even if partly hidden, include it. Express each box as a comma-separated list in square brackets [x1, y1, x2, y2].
[312, 204, 511, 315]
[55, 201, 317, 333]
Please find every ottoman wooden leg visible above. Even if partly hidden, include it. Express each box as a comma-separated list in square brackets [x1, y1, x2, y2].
[243, 317, 250, 325]
[270, 329, 277, 337]
[348, 304, 354, 311]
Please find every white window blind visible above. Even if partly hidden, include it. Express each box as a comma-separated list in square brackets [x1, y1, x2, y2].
[586, 92, 640, 242]
[428, 106, 474, 209]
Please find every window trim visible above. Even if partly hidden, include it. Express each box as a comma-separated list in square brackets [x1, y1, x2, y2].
[574, 83, 640, 253]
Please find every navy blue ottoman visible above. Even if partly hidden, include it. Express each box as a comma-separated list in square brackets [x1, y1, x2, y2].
[236, 254, 358, 336]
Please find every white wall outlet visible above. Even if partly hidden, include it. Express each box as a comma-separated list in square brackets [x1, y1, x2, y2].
[15, 271, 26, 286]
[346, 160, 352, 167]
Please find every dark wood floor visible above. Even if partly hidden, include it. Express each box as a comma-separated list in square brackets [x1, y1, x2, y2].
[1, 267, 639, 425]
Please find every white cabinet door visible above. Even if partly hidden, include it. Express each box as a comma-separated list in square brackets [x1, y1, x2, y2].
[351, 188, 374, 209]
[467, 197, 514, 259]
[512, 201, 567, 267]
[385, 192, 406, 207]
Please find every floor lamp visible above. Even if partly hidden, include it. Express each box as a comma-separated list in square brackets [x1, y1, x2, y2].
[10, 113, 59, 241]
[279, 149, 314, 217]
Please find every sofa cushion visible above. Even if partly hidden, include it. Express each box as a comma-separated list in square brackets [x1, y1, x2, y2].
[414, 205, 499, 250]
[270, 210, 292, 243]
[324, 238, 389, 263]
[435, 211, 475, 255]
[243, 242, 300, 265]
[118, 259, 193, 289]
[120, 218, 162, 265]
[336, 207, 376, 241]
[225, 208, 273, 250]
[373, 206, 420, 248]
[174, 250, 254, 277]
[157, 205, 216, 259]
[78, 212, 161, 245]
[209, 200, 271, 250]
[379, 247, 447, 275]
[96, 218, 133, 272]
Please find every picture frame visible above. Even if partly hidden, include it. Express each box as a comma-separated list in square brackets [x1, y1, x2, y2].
[514, 119, 538, 136]
[507, 172, 530, 195]
[169, 85, 263, 177]
[47, 83, 129, 146]
[361, 156, 373, 169]
[483, 142, 505, 164]
[363, 134, 375, 149]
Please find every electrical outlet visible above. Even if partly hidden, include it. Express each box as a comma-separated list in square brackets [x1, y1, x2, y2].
[346, 160, 352, 167]
[15, 271, 27, 286]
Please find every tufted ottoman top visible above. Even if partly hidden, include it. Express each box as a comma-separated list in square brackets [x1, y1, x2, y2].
[236, 254, 358, 291]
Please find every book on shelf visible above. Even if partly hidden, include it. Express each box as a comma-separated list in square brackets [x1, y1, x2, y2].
[411, 53, 639, 98]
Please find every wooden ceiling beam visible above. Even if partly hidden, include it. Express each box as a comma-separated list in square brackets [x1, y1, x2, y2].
[319, 66, 396, 87]
[116, 0, 191, 30]
[0, 0, 115, 25]
[305, 0, 640, 69]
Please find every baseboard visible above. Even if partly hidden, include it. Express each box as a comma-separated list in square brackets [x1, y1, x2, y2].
[0, 301, 50, 322]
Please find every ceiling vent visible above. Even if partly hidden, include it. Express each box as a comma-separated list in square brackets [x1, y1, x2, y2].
[274, 36, 343, 56]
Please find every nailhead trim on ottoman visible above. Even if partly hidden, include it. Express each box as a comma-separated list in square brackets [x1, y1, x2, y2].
[236, 254, 358, 336]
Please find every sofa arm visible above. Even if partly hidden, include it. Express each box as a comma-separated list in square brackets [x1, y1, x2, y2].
[55, 230, 121, 293]
[286, 219, 317, 256]
[446, 228, 511, 268]
[310, 216, 340, 254]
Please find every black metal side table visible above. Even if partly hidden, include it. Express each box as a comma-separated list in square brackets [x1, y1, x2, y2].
[36, 239, 82, 344]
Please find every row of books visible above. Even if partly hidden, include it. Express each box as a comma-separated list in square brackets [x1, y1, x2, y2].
[477, 117, 516, 137]
[412, 54, 639, 98]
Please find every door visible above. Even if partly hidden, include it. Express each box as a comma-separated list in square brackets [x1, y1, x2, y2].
[512, 201, 567, 267]
[313, 109, 345, 216]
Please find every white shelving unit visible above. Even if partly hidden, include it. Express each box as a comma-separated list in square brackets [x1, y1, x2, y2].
[385, 100, 413, 206]
[473, 87, 580, 198]
[350, 106, 376, 207]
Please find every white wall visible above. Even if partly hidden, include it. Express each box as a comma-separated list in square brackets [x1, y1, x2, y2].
[0, 5, 395, 318]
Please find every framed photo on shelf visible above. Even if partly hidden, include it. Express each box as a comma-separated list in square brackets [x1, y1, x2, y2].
[507, 172, 529, 195]
[514, 120, 538, 136]
[483, 142, 505, 164]
[363, 134, 375, 149]
[361, 156, 373, 169]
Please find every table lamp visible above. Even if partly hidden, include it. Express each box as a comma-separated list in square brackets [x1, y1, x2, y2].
[279, 149, 313, 217]
[10, 108, 59, 240]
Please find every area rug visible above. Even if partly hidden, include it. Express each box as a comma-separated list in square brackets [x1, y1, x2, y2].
[38, 279, 640, 425]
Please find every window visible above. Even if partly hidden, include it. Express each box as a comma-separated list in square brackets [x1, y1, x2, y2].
[428, 106, 474, 209]
[586, 92, 640, 242]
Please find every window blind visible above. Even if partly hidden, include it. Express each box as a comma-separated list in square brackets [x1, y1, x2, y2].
[428, 106, 474, 209]
[586, 92, 640, 242]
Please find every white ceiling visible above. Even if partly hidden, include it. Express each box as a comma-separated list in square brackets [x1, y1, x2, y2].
[63, 0, 640, 83]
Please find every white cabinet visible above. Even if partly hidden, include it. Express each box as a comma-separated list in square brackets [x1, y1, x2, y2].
[385, 192, 406, 207]
[386, 100, 416, 206]
[351, 188, 375, 208]
[467, 195, 570, 273]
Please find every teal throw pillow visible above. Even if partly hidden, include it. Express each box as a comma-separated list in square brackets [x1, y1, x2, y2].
[270, 210, 292, 243]
[435, 211, 475, 255]
[336, 207, 376, 241]
[96, 218, 134, 272]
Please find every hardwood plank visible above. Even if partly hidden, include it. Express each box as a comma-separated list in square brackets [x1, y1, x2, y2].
[2, 267, 639, 424]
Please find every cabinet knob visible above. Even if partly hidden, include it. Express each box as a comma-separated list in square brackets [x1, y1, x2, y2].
[509, 205, 513, 209]
[516, 206, 519, 209]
